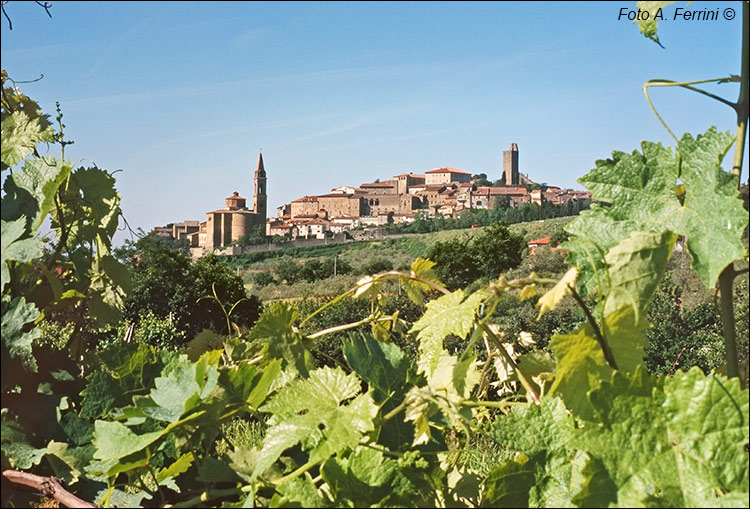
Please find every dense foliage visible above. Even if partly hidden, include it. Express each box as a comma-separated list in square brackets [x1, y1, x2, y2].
[121, 232, 262, 339]
[427, 221, 525, 289]
[1, 4, 749, 508]
[382, 198, 590, 235]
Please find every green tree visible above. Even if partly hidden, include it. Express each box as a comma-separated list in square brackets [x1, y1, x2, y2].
[123, 237, 261, 339]
[472, 221, 525, 280]
[426, 236, 480, 290]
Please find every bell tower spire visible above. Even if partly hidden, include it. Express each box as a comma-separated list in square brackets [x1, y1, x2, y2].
[253, 152, 267, 220]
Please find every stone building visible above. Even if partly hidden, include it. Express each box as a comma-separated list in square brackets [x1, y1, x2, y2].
[317, 193, 365, 218]
[471, 186, 529, 209]
[190, 153, 268, 251]
[394, 172, 426, 194]
[425, 167, 472, 186]
[503, 143, 519, 186]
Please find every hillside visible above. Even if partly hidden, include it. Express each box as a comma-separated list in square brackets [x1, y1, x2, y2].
[226, 216, 575, 300]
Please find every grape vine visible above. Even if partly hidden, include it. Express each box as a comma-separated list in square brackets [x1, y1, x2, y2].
[1, 2, 748, 508]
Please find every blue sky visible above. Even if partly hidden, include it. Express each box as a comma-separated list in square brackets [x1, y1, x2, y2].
[1, 1, 745, 246]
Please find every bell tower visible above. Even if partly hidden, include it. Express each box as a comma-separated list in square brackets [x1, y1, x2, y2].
[253, 152, 267, 220]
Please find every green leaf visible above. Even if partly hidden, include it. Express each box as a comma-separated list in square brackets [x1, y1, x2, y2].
[252, 367, 378, 481]
[482, 457, 535, 508]
[575, 368, 749, 507]
[488, 398, 616, 508]
[342, 333, 411, 400]
[248, 302, 313, 377]
[567, 128, 746, 290]
[536, 267, 578, 319]
[223, 358, 281, 409]
[1, 410, 46, 469]
[88, 254, 132, 326]
[635, 1, 675, 46]
[45, 441, 91, 484]
[1, 156, 74, 231]
[402, 257, 443, 306]
[271, 476, 330, 508]
[1, 217, 44, 291]
[0, 110, 53, 169]
[547, 324, 610, 421]
[600, 306, 650, 374]
[321, 447, 420, 507]
[1, 295, 41, 372]
[91, 420, 163, 462]
[146, 355, 202, 422]
[156, 452, 195, 483]
[410, 289, 487, 376]
[492, 397, 574, 457]
[404, 351, 479, 446]
[603, 230, 676, 320]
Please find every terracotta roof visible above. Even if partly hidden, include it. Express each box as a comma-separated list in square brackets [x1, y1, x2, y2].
[226, 191, 246, 200]
[360, 181, 394, 188]
[292, 195, 319, 203]
[473, 186, 528, 195]
[528, 237, 551, 246]
[425, 167, 471, 175]
[318, 193, 358, 198]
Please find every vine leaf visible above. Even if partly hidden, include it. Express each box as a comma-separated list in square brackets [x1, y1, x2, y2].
[1, 295, 41, 372]
[251, 367, 378, 482]
[1, 218, 44, 292]
[404, 351, 479, 446]
[402, 257, 443, 306]
[1, 156, 74, 232]
[575, 368, 750, 507]
[247, 302, 313, 377]
[635, 1, 676, 47]
[565, 127, 746, 291]
[547, 324, 610, 421]
[92, 420, 163, 462]
[603, 230, 676, 320]
[342, 333, 412, 401]
[486, 398, 605, 508]
[0, 110, 53, 170]
[223, 358, 282, 409]
[144, 351, 220, 422]
[1, 411, 47, 469]
[321, 446, 422, 507]
[536, 267, 578, 319]
[410, 289, 487, 376]
[156, 452, 195, 484]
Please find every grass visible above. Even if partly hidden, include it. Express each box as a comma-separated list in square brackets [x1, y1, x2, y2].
[236, 216, 578, 300]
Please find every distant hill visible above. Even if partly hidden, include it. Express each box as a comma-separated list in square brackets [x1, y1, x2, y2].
[225, 216, 576, 300]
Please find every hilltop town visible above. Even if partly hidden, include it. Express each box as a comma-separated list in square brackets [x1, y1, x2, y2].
[154, 143, 591, 256]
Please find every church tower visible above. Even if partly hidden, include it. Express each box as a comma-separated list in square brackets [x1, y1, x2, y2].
[253, 152, 267, 220]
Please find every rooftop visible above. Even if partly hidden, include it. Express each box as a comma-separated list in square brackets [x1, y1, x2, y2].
[425, 167, 471, 175]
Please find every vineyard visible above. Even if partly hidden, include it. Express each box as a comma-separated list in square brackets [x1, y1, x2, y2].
[2, 2, 749, 508]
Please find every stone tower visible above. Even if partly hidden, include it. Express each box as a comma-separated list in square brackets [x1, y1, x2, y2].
[502, 143, 519, 186]
[253, 152, 267, 220]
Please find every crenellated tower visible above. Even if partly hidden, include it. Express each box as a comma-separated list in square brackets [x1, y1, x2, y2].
[502, 142, 519, 186]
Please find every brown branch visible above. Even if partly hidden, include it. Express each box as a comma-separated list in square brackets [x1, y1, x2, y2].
[2, 470, 100, 508]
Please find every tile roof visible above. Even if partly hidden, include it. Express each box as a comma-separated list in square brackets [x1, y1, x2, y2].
[528, 237, 551, 246]
[292, 195, 319, 203]
[425, 167, 471, 175]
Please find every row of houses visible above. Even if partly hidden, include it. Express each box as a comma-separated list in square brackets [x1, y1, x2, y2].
[153, 144, 592, 252]
[266, 167, 591, 240]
